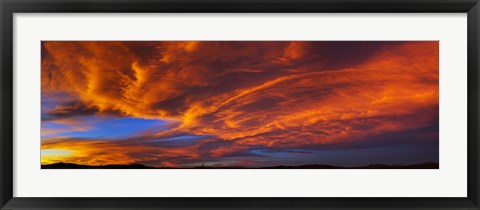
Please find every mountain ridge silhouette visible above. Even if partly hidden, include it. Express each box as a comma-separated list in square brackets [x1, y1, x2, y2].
[41, 162, 439, 169]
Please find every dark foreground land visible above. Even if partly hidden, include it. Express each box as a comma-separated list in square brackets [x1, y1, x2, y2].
[42, 162, 439, 169]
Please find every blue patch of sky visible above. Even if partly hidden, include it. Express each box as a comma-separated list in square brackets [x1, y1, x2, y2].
[44, 116, 169, 140]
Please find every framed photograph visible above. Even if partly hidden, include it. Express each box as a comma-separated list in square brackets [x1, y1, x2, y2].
[1, 0, 479, 209]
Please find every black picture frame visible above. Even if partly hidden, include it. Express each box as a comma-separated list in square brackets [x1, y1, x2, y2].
[1, 0, 479, 209]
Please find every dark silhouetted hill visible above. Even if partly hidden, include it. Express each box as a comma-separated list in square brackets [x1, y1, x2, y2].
[258, 162, 438, 169]
[260, 164, 344, 169]
[42, 162, 438, 169]
[354, 162, 439, 169]
[41, 162, 156, 169]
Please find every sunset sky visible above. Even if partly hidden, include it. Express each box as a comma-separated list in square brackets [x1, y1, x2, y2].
[41, 41, 439, 168]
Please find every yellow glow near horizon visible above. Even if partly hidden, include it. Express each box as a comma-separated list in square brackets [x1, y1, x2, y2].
[41, 149, 74, 165]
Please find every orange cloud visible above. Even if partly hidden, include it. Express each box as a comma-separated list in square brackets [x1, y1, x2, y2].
[41, 138, 200, 167]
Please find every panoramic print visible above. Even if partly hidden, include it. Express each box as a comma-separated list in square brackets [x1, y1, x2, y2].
[41, 41, 439, 169]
